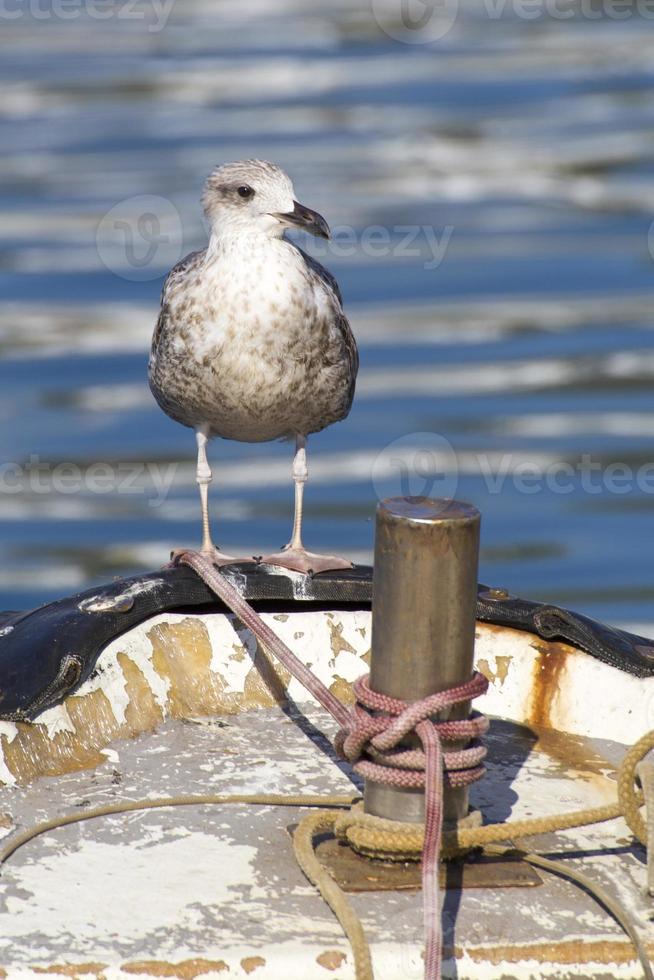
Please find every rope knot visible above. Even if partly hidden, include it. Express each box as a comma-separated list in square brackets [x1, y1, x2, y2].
[335, 670, 489, 790]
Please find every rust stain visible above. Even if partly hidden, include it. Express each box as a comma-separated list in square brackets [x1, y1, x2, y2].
[326, 620, 357, 664]
[242, 639, 291, 708]
[229, 643, 246, 663]
[477, 654, 513, 687]
[33, 963, 107, 979]
[458, 939, 654, 966]
[1, 691, 113, 786]
[121, 959, 230, 978]
[494, 655, 511, 686]
[149, 619, 236, 717]
[532, 724, 615, 780]
[0, 812, 12, 829]
[316, 951, 347, 971]
[477, 655, 512, 689]
[527, 641, 569, 731]
[0, 610, 370, 788]
[117, 653, 165, 733]
[0, 614, 295, 788]
[329, 675, 355, 706]
[239, 958, 265, 975]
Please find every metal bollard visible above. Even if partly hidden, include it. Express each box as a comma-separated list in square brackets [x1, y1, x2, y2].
[364, 496, 481, 826]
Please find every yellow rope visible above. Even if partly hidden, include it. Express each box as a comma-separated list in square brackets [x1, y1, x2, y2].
[294, 728, 654, 980]
[0, 793, 357, 866]
[619, 728, 654, 845]
[293, 811, 374, 980]
[333, 798, 630, 860]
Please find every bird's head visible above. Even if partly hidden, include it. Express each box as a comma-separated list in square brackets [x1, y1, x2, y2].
[202, 160, 330, 243]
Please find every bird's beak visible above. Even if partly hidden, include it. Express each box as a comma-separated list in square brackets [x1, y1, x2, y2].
[273, 200, 331, 240]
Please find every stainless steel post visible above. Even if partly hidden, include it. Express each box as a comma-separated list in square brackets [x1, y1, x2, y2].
[363, 497, 480, 825]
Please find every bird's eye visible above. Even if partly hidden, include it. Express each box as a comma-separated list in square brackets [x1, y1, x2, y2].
[237, 185, 254, 199]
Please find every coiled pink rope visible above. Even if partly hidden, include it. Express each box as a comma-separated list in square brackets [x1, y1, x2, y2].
[336, 672, 489, 980]
[178, 551, 489, 980]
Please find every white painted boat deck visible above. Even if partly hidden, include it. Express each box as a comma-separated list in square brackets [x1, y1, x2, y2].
[0, 610, 652, 978]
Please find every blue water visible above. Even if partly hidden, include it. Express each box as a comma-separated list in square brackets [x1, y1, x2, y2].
[2, 3, 654, 630]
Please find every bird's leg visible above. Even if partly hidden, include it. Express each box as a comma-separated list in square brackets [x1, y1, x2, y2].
[259, 435, 354, 575]
[288, 433, 308, 551]
[170, 427, 250, 568]
[196, 427, 215, 554]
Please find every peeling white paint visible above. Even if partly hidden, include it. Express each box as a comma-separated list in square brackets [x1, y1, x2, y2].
[205, 614, 251, 689]
[0, 722, 18, 744]
[0, 693, 651, 980]
[78, 616, 170, 725]
[31, 704, 75, 738]
[82, 651, 132, 726]
[0, 721, 18, 786]
[2, 611, 654, 794]
[0, 751, 16, 787]
[1, 835, 258, 945]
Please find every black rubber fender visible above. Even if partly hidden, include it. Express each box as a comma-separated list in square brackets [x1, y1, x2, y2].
[0, 562, 652, 722]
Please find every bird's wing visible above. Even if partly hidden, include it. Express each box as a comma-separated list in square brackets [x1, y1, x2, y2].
[159, 249, 204, 305]
[294, 245, 359, 416]
[293, 244, 344, 306]
[150, 250, 204, 359]
[332, 301, 359, 416]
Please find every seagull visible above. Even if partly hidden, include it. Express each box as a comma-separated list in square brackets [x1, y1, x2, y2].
[148, 160, 359, 574]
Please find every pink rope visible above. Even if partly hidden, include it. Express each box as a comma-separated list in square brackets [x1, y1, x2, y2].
[335, 671, 489, 980]
[177, 551, 489, 980]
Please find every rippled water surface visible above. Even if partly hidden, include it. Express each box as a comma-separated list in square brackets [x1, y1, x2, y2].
[2, 2, 654, 629]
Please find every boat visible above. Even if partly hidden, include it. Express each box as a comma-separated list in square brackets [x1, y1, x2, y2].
[0, 498, 652, 980]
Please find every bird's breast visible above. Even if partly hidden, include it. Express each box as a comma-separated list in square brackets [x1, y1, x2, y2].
[150, 242, 353, 441]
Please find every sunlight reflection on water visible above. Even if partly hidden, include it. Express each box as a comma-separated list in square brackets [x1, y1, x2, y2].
[1, 2, 654, 626]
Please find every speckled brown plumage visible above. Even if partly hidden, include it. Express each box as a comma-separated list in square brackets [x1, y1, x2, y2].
[149, 163, 357, 444]
[147, 160, 358, 573]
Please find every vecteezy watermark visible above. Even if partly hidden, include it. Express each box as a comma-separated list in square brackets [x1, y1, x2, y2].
[0, 0, 175, 30]
[372, 0, 460, 43]
[477, 453, 654, 496]
[304, 224, 454, 271]
[372, 0, 654, 44]
[372, 433, 460, 502]
[97, 195, 183, 282]
[0, 457, 178, 508]
[372, 435, 654, 502]
[485, 0, 654, 19]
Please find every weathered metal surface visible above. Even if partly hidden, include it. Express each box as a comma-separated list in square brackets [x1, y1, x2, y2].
[0, 704, 651, 979]
[0, 609, 653, 789]
[364, 497, 480, 824]
[313, 838, 543, 892]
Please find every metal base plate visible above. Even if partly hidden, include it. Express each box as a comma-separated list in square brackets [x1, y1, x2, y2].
[314, 837, 543, 892]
